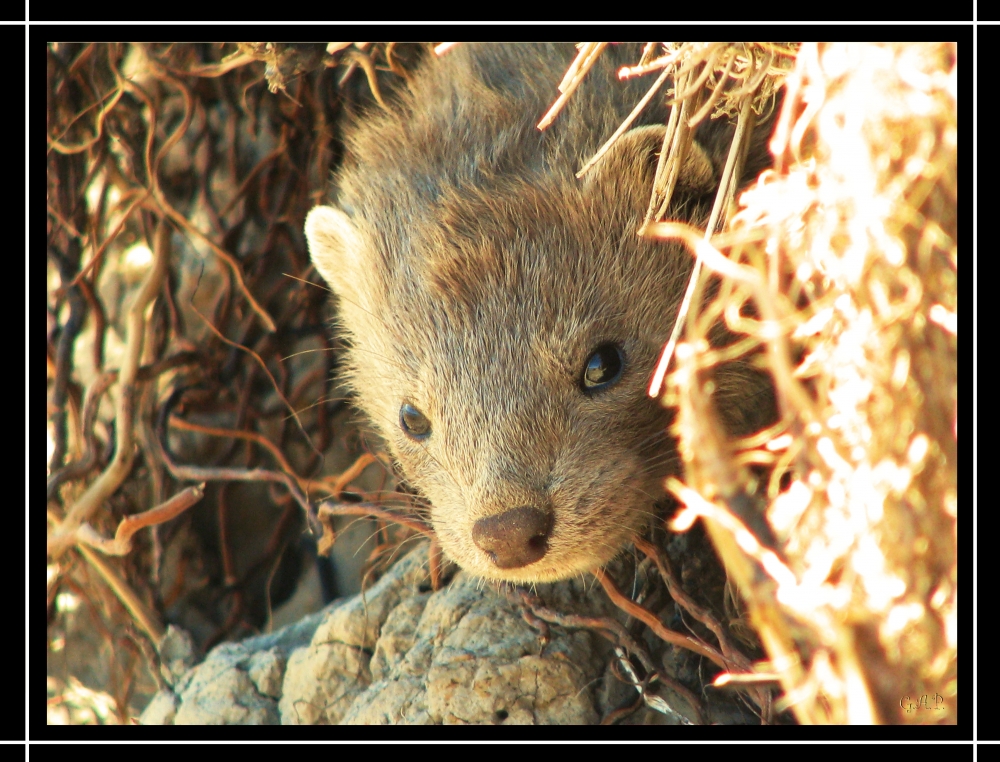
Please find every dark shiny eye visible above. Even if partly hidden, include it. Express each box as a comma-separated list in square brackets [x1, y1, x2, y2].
[399, 403, 431, 439]
[580, 343, 624, 393]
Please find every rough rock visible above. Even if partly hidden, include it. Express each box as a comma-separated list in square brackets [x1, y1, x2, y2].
[141, 544, 621, 725]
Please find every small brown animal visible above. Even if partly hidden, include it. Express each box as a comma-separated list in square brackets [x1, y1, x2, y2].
[306, 44, 774, 583]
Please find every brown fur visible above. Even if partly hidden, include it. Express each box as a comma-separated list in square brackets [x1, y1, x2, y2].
[306, 44, 774, 583]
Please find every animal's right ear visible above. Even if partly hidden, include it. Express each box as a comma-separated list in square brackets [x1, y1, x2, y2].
[305, 205, 365, 300]
[583, 124, 717, 205]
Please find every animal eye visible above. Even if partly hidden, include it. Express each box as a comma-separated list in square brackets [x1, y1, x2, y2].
[399, 403, 431, 439]
[580, 343, 624, 392]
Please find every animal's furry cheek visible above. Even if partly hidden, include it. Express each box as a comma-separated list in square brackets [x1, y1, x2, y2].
[304, 205, 367, 300]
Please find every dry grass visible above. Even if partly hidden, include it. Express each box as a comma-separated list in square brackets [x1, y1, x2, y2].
[644, 42, 957, 724]
[45, 42, 415, 722]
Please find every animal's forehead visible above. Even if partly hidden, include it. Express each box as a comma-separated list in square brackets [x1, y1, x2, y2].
[402, 293, 579, 371]
[398, 254, 611, 362]
[407, 203, 631, 316]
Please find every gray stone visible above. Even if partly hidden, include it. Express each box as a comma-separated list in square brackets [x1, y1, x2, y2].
[137, 689, 179, 725]
[172, 643, 279, 725]
[137, 544, 714, 726]
[247, 648, 286, 699]
[342, 570, 602, 725]
[158, 625, 196, 686]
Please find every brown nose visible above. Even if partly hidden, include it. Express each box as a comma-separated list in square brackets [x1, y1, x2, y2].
[472, 506, 552, 569]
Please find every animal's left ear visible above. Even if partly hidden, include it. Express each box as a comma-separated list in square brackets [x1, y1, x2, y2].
[582, 124, 717, 209]
[304, 204, 368, 304]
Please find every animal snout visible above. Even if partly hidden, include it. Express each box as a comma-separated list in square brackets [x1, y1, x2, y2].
[471, 506, 552, 569]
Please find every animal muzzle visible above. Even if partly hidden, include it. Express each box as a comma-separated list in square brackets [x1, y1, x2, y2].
[471, 505, 552, 569]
